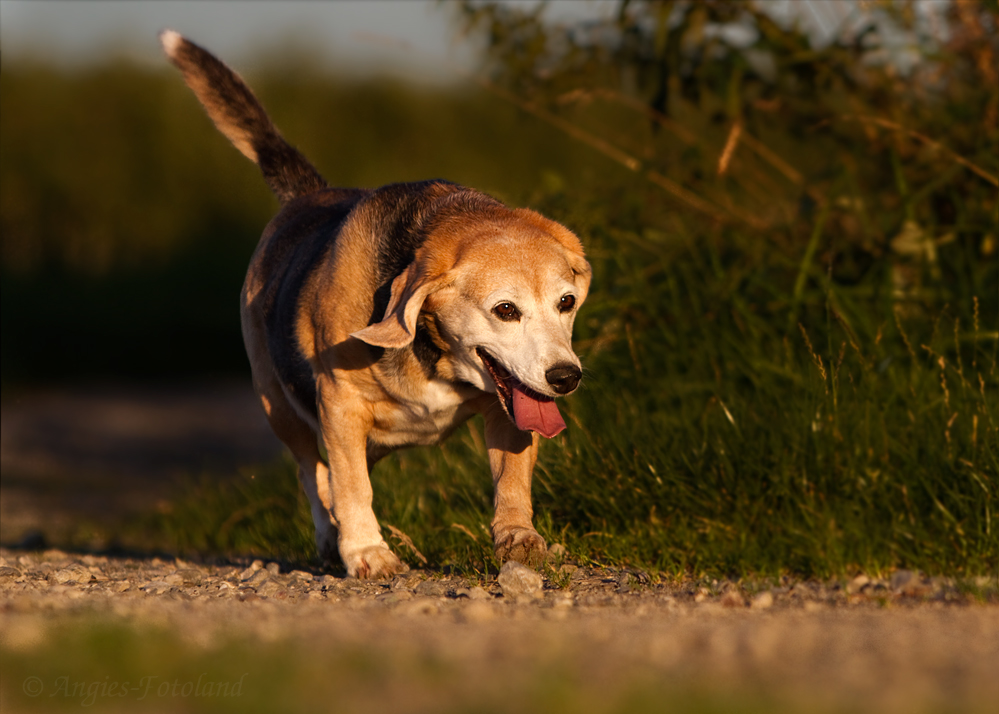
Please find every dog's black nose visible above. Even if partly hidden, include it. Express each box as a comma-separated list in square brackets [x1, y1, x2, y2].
[545, 364, 582, 394]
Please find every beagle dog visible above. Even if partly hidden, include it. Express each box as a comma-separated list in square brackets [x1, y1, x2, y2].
[161, 31, 591, 578]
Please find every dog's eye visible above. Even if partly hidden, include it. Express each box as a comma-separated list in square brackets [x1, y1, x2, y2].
[558, 294, 576, 313]
[493, 302, 520, 321]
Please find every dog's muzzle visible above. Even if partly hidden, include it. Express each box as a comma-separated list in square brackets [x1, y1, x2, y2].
[476, 348, 568, 438]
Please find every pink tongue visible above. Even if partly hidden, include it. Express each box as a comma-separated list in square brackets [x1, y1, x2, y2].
[511, 383, 566, 438]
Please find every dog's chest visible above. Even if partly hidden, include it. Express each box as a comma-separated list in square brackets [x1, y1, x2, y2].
[369, 380, 477, 448]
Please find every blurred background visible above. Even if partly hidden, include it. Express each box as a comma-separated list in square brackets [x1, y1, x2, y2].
[1, 1, 996, 574]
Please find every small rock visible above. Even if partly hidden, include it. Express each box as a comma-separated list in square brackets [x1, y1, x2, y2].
[498, 560, 543, 599]
[721, 590, 746, 608]
[257, 579, 284, 598]
[166, 569, 203, 587]
[545, 544, 567, 564]
[751, 591, 774, 609]
[558, 564, 578, 579]
[289, 570, 313, 582]
[141, 581, 173, 595]
[414, 579, 447, 597]
[890, 569, 917, 593]
[239, 560, 264, 581]
[245, 569, 270, 586]
[0, 566, 21, 579]
[467, 586, 491, 600]
[51, 566, 93, 585]
[376, 590, 414, 604]
[847, 575, 869, 595]
[265, 562, 280, 575]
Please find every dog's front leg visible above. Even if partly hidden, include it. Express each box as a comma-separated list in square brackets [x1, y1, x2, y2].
[317, 379, 406, 579]
[483, 409, 547, 568]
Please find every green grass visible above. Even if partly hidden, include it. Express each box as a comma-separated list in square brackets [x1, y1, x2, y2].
[142, 252, 996, 580]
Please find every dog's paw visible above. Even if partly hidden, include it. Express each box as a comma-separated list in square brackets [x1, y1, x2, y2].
[493, 526, 547, 568]
[343, 545, 409, 580]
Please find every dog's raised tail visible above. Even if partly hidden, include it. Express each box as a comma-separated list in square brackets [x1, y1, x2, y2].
[160, 30, 327, 204]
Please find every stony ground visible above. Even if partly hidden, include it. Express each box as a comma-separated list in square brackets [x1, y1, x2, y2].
[2, 546, 998, 714]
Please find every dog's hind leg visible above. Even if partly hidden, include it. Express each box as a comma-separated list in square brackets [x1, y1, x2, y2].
[242, 307, 339, 564]
[255, 380, 340, 566]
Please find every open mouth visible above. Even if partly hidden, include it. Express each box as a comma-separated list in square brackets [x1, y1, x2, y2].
[476, 348, 566, 438]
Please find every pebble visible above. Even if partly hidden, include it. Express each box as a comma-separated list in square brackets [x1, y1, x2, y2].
[721, 590, 746, 608]
[847, 575, 870, 595]
[239, 560, 264, 581]
[498, 560, 543, 599]
[166, 569, 203, 587]
[752, 591, 774, 609]
[245, 569, 271, 586]
[891, 569, 921, 594]
[546, 544, 567, 563]
[257, 580, 285, 598]
[467, 586, 491, 601]
[51, 565, 93, 585]
[414, 578, 448, 597]
[141, 581, 173, 595]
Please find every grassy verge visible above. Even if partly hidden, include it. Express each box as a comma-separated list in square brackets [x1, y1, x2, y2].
[143, 274, 997, 580]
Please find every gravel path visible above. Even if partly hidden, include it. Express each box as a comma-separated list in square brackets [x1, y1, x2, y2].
[2, 547, 997, 714]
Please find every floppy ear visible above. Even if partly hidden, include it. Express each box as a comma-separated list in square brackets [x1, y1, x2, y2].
[351, 264, 448, 349]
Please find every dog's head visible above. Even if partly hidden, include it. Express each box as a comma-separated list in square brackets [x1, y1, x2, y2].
[352, 207, 590, 437]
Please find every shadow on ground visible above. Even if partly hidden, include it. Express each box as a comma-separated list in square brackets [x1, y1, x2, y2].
[0, 382, 283, 548]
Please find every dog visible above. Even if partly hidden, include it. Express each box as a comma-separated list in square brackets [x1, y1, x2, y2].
[160, 30, 591, 578]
